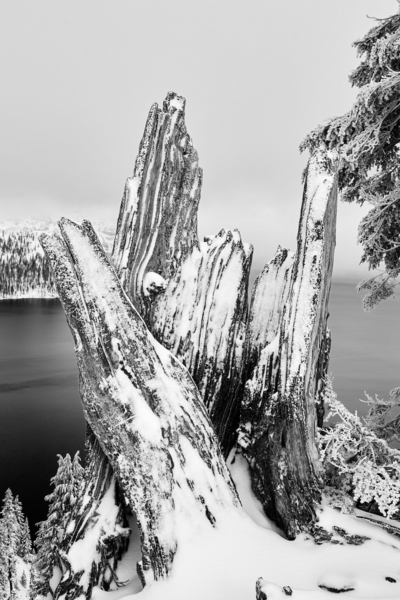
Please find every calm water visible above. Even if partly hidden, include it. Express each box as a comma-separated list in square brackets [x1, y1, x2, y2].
[0, 282, 399, 535]
[0, 300, 84, 535]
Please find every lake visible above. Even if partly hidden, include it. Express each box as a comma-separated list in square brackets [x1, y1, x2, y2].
[0, 281, 399, 536]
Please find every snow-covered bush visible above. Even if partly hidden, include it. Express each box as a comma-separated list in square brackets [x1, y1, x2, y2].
[318, 377, 400, 520]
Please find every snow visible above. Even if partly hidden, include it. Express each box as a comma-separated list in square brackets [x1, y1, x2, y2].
[67, 477, 121, 590]
[167, 94, 185, 112]
[227, 448, 283, 534]
[111, 358, 162, 444]
[117, 507, 400, 600]
[142, 272, 167, 297]
[0, 217, 115, 300]
[14, 556, 31, 600]
[247, 246, 294, 358]
[85, 447, 400, 600]
[152, 228, 252, 414]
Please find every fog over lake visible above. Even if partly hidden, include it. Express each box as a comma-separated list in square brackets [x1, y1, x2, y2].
[0, 280, 399, 535]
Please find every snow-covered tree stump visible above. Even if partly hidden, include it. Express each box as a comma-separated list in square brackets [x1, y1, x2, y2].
[41, 218, 240, 588]
[112, 92, 252, 454]
[42, 91, 250, 598]
[239, 152, 338, 539]
[40, 93, 339, 596]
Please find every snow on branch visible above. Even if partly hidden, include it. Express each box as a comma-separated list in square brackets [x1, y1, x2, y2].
[319, 379, 400, 520]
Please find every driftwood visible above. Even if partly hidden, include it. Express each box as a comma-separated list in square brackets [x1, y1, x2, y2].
[40, 93, 339, 595]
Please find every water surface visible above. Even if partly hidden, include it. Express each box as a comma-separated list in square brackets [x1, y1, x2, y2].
[0, 282, 399, 534]
[0, 299, 84, 533]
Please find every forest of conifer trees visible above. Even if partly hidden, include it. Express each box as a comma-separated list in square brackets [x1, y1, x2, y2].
[0, 229, 57, 300]
[0, 224, 114, 300]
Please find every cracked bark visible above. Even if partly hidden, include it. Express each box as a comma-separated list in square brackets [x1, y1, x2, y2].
[239, 152, 338, 539]
[41, 218, 240, 590]
[40, 93, 339, 597]
[112, 92, 252, 454]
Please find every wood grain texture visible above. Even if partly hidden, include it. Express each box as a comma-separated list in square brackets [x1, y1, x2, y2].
[41, 218, 240, 589]
[112, 92, 252, 454]
[239, 152, 338, 539]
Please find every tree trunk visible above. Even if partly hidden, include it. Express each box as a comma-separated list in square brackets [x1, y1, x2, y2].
[239, 152, 338, 539]
[52, 428, 131, 599]
[41, 218, 240, 588]
[43, 91, 251, 598]
[40, 93, 339, 595]
[111, 92, 252, 454]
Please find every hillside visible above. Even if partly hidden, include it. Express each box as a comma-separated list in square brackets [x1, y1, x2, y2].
[0, 220, 114, 300]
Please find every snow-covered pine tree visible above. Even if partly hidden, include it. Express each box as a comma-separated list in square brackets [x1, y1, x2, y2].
[19, 518, 33, 562]
[32, 454, 83, 598]
[1, 490, 21, 598]
[70, 452, 84, 506]
[0, 228, 57, 300]
[47, 431, 131, 599]
[12, 496, 32, 561]
[0, 519, 10, 600]
[301, 4, 400, 309]
[0, 222, 114, 300]
[1, 489, 20, 553]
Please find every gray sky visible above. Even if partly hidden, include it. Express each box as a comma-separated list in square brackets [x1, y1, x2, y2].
[0, 0, 398, 278]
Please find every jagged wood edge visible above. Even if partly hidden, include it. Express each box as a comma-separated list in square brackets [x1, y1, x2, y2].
[239, 152, 338, 539]
[41, 218, 240, 593]
[111, 92, 253, 454]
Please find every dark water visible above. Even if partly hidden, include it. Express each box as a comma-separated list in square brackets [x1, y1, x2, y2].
[329, 282, 400, 419]
[0, 283, 399, 536]
[0, 300, 84, 535]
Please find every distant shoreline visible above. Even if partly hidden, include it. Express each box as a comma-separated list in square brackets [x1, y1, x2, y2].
[0, 278, 362, 302]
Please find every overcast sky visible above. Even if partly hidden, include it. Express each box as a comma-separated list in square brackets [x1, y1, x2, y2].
[0, 0, 398, 278]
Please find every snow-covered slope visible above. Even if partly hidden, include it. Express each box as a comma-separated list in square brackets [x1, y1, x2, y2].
[89, 450, 400, 600]
[0, 219, 114, 300]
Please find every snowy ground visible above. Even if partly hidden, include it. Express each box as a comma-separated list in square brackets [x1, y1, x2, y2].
[90, 451, 400, 600]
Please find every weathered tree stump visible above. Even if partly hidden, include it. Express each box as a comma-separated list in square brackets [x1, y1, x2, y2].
[41, 217, 240, 589]
[112, 92, 252, 454]
[40, 93, 339, 596]
[239, 151, 338, 539]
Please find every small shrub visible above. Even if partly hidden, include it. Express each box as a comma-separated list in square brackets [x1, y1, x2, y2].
[318, 378, 400, 520]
